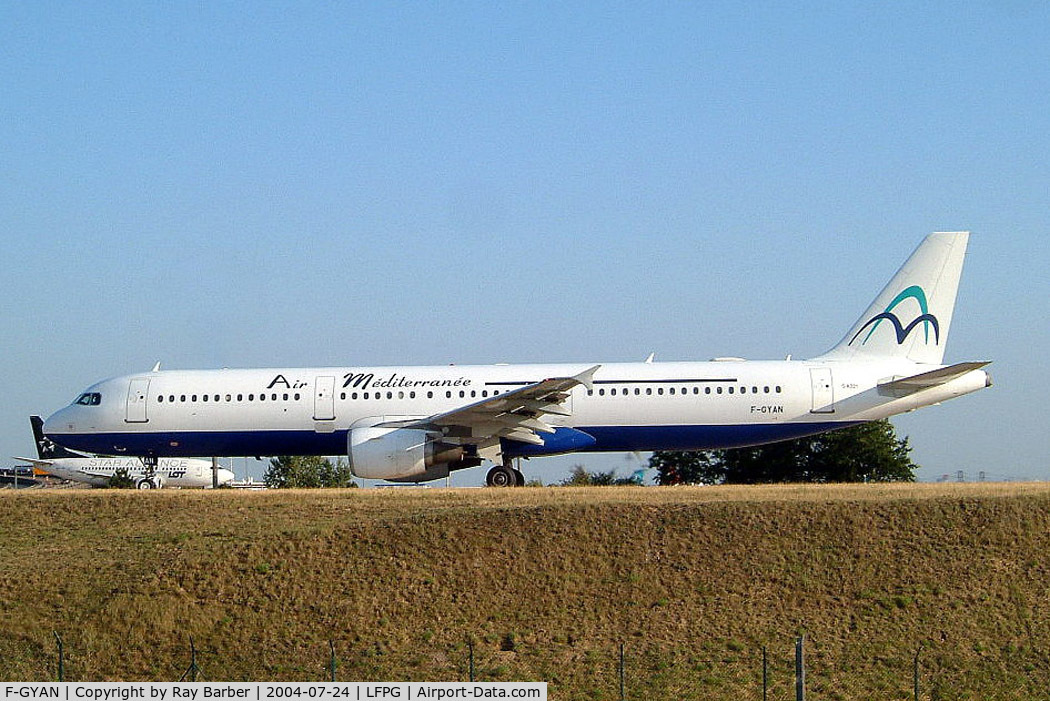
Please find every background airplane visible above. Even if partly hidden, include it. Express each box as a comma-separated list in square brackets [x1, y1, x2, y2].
[16, 416, 233, 489]
[43, 232, 990, 487]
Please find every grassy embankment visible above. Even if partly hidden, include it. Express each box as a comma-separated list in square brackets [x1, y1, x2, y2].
[2, 483, 1050, 699]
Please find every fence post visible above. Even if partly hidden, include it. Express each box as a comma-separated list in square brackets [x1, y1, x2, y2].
[329, 641, 337, 682]
[53, 632, 63, 682]
[795, 635, 805, 701]
[180, 637, 202, 682]
[619, 642, 625, 701]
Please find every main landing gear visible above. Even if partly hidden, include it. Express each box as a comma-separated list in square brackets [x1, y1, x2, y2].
[486, 457, 526, 487]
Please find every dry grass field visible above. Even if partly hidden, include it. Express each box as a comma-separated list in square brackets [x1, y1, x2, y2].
[2, 483, 1050, 698]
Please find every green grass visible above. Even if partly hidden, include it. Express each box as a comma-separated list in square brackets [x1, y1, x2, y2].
[1, 483, 1049, 698]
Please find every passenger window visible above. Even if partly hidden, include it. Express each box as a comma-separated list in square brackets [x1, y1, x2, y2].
[669, 388, 675, 395]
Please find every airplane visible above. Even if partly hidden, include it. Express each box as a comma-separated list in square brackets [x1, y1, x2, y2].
[16, 416, 234, 489]
[43, 232, 991, 487]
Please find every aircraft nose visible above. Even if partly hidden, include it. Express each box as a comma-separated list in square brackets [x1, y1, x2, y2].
[218, 469, 236, 485]
[43, 408, 71, 436]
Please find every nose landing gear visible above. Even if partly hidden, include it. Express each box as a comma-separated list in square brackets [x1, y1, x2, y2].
[136, 455, 163, 489]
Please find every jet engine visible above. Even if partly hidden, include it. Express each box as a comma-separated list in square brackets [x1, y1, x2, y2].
[347, 426, 477, 481]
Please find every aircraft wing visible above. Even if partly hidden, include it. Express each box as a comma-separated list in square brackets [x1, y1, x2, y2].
[879, 361, 991, 395]
[379, 365, 600, 454]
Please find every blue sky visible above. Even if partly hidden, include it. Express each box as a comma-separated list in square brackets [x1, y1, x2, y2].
[3, 3, 1047, 485]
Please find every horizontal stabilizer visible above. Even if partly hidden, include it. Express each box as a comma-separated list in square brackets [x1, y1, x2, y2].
[879, 361, 991, 396]
[13, 457, 53, 467]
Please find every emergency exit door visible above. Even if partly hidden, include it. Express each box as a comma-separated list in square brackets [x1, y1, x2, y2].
[809, 368, 835, 414]
[314, 376, 336, 421]
[125, 378, 151, 423]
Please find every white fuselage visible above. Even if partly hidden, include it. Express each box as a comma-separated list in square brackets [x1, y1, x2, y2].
[32, 455, 234, 488]
[43, 358, 988, 464]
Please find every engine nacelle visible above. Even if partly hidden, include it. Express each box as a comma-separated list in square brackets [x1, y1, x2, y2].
[348, 426, 467, 481]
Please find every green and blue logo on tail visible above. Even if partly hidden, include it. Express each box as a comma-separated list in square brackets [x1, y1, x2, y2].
[849, 285, 940, 347]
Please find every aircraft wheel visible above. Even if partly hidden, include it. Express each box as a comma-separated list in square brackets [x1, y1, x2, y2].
[486, 465, 517, 487]
[136, 479, 154, 490]
[513, 468, 525, 486]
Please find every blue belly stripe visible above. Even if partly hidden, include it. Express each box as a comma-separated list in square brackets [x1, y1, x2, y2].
[53, 421, 862, 459]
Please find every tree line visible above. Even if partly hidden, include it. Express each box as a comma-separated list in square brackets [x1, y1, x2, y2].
[136, 420, 912, 489]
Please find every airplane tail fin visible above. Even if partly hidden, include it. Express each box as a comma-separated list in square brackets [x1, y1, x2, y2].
[30, 415, 81, 459]
[817, 232, 970, 365]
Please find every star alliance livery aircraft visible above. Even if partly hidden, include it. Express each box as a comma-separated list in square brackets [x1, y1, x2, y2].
[18, 416, 234, 489]
[45, 232, 990, 486]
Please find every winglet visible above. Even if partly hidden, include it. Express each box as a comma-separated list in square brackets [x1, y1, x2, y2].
[574, 365, 601, 391]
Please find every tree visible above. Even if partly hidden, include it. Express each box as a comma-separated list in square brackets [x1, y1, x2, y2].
[106, 467, 136, 489]
[560, 464, 644, 486]
[264, 456, 356, 488]
[652, 420, 916, 485]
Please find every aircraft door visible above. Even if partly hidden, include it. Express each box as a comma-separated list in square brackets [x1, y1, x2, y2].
[314, 376, 336, 421]
[809, 367, 834, 414]
[125, 378, 151, 423]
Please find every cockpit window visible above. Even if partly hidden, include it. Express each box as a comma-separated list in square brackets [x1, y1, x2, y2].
[75, 392, 102, 406]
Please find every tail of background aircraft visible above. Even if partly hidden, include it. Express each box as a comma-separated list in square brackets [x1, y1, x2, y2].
[30, 415, 82, 459]
[818, 232, 970, 365]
